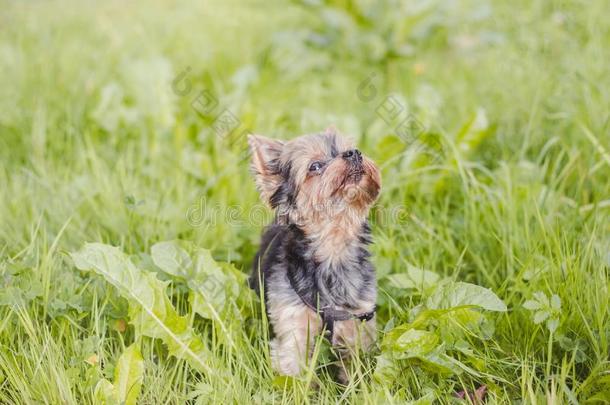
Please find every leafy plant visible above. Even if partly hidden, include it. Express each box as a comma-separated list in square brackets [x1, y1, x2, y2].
[1, 0, 609, 401]
[426, 281, 507, 312]
[71, 243, 214, 374]
[523, 291, 562, 333]
[0, 261, 43, 308]
[150, 240, 249, 320]
[385, 265, 440, 293]
[377, 279, 507, 383]
[94, 344, 145, 405]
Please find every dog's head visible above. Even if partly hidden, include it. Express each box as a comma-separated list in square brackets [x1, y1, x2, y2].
[248, 128, 381, 230]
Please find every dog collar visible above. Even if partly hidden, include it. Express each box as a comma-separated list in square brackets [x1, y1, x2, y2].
[320, 305, 376, 341]
[291, 285, 376, 340]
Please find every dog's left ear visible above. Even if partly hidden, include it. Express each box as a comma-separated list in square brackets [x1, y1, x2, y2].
[324, 125, 338, 136]
[248, 134, 284, 205]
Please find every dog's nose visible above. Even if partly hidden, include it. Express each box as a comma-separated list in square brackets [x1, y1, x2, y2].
[342, 149, 362, 163]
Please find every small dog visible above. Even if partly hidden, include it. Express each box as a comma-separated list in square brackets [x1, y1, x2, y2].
[248, 128, 381, 382]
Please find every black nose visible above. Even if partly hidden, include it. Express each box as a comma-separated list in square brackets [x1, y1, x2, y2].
[342, 149, 362, 163]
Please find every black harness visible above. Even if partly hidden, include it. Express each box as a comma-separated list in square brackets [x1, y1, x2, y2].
[257, 224, 376, 341]
[287, 274, 376, 340]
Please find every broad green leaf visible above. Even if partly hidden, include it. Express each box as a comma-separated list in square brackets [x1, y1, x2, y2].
[381, 324, 413, 349]
[417, 347, 462, 375]
[533, 310, 550, 324]
[151, 241, 192, 278]
[391, 329, 439, 358]
[71, 243, 212, 374]
[373, 352, 400, 382]
[386, 273, 412, 289]
[546, 318, 559, 333]
[0, 266, 44, 308]
[437, 307, 493, 343]
[426, 282, 507, 312]
[380, 324, 456, 376]
[386, 265, 440, 291]
[523, 300, 542, 310]
[94, 345, 145, 405]
[114, 344, 144, 405]
[94, 379, 118, 404]
[550, 294, 561, 310]
[533, 291, 549, 306]
[151, 240, 242, 319]
[0, 286, 27, 308]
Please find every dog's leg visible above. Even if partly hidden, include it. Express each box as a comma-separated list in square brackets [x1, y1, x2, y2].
[331, 317, 376, 384]
[268, 302, 321, 376]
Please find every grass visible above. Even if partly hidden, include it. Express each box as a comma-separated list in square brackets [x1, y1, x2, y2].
[0, 0, 609, 403]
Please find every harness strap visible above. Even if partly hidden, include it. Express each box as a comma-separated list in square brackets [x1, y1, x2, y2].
[320, 306, 376, 340]
[293, 289, 376, 340]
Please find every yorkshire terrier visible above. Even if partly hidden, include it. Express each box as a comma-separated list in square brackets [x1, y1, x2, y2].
[248, 127, 381, 382]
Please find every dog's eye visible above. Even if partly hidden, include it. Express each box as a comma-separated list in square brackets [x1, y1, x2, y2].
[309, 161, 324, 173]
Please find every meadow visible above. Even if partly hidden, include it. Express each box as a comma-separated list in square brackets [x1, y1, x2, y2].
[0, 0, 609, 403]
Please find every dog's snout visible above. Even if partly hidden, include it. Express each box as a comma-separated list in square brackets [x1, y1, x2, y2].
[342, 149, 362, 163]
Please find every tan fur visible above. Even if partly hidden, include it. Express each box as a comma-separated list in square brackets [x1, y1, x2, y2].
[307, 211, 364, 266]
[333, 316, 377, 383]
[267, 294, 321, 375]
[333, 317, 376, 349]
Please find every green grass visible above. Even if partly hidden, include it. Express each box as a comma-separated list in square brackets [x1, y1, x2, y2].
[1, 0, 609, 403]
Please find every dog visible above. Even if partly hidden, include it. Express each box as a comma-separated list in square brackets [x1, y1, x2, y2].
[248, 127, 381, 382]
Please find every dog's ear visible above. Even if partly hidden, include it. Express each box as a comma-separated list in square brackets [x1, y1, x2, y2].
[248, 134, 285, 205]
[324, 125, 338, 136]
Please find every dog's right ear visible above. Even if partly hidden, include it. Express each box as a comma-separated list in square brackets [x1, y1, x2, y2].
[248, 134, 285, 205]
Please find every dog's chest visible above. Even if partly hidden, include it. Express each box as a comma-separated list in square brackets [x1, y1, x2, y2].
[279, 222, 376, 310]
[315, 258, 372, 308]
[288, 251, 374, 310]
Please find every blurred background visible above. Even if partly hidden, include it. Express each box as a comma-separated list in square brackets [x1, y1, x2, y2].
[0, 0, 609, 402]
[2, 0, 608, 263]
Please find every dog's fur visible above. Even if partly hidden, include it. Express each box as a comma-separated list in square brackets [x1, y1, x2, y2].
[248, 128, 381, 381]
